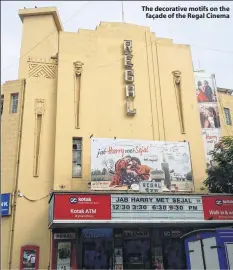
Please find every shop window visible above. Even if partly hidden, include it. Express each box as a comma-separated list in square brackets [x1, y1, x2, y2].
[11, 93, 19, 113]
[72, 138, 82, 177]
[224, 107, 232, 125]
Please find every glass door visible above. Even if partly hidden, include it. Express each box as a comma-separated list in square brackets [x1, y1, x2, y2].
[123, 230, 151, 269]
[82, 229, 113, 270]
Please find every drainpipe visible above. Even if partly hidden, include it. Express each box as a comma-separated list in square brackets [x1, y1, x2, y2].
[48, 29, 60, 270]
[8, 78, 26, 269]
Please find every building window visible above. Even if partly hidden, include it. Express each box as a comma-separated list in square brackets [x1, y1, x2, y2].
[11, 93, 19, 113]
[224, 107, 232, 125]
[72, 138, 82, 177]
[1, 95, 4, 115]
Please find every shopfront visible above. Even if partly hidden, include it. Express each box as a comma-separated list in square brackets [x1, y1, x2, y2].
[48, 193, 233, 270]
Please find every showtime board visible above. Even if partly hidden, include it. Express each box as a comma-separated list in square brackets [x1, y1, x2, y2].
[111, 194, 204, 221]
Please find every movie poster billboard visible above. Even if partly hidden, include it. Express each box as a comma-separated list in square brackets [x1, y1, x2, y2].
[202, 128, 221, 167]
[57, 242, 71, 270]
[194, 73, 218, 104]
[22, 250, 36, 270]
[91, 138, 194, 192]
[194, 71, 221, 166]
[199, 103, 221, 129]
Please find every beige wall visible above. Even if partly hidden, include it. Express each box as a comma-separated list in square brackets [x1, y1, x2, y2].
[1, 7, 214, 269]
[1, 8, 59, 269]
[1, 79, 24, 270]
[53, 22, 206, 192]
[18, 8, 60, 79]
[217, 91, 233, 136]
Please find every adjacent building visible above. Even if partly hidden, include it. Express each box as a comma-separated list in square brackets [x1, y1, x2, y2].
[1, 7, 233, 270]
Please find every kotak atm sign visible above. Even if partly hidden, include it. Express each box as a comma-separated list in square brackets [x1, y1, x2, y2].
[202, 196, 233, 220]
[53, 194, 111, 220]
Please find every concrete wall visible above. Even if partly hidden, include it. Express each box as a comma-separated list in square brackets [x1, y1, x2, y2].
[1, 7, 59, 269]
[53, 22, 206, 192]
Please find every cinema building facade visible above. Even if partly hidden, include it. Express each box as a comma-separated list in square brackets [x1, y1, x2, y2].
[48, 192, 233, 269]
[1, 6, 233, 270]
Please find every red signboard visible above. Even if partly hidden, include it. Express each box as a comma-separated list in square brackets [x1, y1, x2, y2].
[202, 196, 233, 220]
[53, 194, 111, 220]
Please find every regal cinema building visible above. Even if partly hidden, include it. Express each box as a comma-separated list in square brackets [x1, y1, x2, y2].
[1, 6, 233, 270]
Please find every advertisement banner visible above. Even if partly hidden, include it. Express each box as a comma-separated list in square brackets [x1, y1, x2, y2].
[22, 250, 36, 270]
[20, 246, 39, 270]
[202, 128, 221, 165]
[53, 194, 111, 220]
[57, 242, 71, 270]
[111, 195, 204, 221]
[194, 71, 221, 167]
[198, 103, 221, 129]
[91, 138, 193, 192]
[139, 181, 162, 193]
[202, 196, 233, 220]
[195, 73, 218, 104]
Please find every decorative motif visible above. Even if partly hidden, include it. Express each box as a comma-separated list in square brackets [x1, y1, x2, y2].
[28, 57, 57, 79]
[172, 70, 181, 85]
[172, 70, 185, 134]
[34, 99, 45, 114]
[74, 61, 83, 76]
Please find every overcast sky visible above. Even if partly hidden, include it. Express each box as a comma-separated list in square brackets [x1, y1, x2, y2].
[1, 1, 233, 89]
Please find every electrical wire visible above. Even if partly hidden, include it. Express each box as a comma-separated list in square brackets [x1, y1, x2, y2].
[21, 193, 50, 202]
[190, 45, 233, 54]
[2, 1, 92, 75]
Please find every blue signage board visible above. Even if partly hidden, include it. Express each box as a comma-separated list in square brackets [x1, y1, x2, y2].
[1, 193, 11, 216]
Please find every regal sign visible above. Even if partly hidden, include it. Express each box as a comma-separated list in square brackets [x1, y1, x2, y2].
[123, 40, 136, 116]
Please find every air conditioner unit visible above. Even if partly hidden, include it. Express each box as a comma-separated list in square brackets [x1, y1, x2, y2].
[126, 85, 135, 97]
[125, 70, 134, 82]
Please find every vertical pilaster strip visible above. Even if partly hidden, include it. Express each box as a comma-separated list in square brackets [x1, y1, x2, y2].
[33, 99, 45, 177]
[173, 70, 185, 134]
[74, 61, 83, 128]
